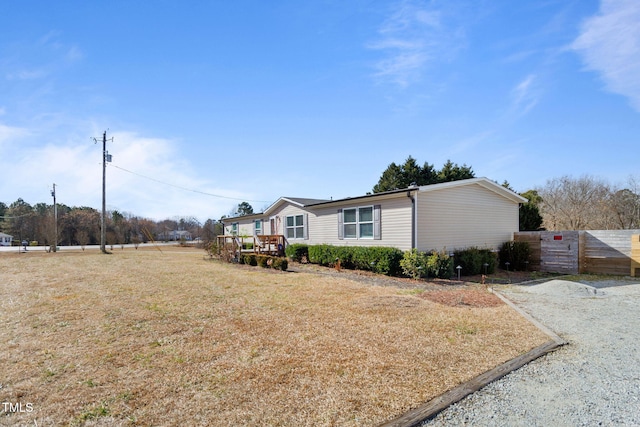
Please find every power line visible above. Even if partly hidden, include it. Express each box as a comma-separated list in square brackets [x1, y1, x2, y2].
[108, 163, 271, 203]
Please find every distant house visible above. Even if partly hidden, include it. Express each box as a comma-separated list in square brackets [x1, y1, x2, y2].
[220, 177, 526, 252]
[159, 230, 192, 241]
[0, 232, 13, 246]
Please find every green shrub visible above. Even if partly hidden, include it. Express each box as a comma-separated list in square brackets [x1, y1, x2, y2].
[285, 244, 309, 262]
[308, 244, 337, 267]
[426, 249, 454, 279]
[367, 247, 404, 276]
[401, 249, 429, 279]
[454, 247, 497, 275]
[257, 255, 270, 268]
[402, 249, 454, 279]
[238, 253, 287, 270]
[499, 241, 530, 271]
[307, 244, 403, 276]
[272, 257, 288, 271]
[247, 254, 258, 266]
[349, 246, 369, 271]
[204, 242, 218, 259]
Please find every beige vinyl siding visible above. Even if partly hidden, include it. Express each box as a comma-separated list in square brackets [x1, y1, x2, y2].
[310, 195, 413, 250]
[223, 219, 256, 236]
[416, 183, 519, 251]
[267, 204, 313, 243]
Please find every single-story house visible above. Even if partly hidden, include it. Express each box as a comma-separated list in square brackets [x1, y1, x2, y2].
[0, 232, 13, 246]
[159, 230, 192, 241]
[220, 177, 527, 252]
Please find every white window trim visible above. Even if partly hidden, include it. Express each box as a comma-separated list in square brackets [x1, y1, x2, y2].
[285, 214, 306, 240]
[343, 206, 374, 240]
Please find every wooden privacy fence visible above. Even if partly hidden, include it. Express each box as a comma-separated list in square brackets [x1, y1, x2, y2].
[514, 230, 640, 276]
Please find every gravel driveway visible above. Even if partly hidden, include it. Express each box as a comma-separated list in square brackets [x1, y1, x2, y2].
[423, 278, 640, 427]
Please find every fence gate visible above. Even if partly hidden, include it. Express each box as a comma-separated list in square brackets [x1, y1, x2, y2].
[540, 231, 579, 274]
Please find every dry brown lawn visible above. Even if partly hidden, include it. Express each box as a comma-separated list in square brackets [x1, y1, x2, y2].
[0, 247, 548, 426]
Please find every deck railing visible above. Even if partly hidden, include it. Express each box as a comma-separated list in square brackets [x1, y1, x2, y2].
[216, 234, 286, 257]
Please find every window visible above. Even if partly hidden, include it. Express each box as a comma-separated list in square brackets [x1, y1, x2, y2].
[231, 223, 238, 235]
[254, 220, 262, 235]
[339, 205, 380, 240]
[343, 208, 357, 238]
[286, 215, 305, 239]
[358, 207, 373, 238]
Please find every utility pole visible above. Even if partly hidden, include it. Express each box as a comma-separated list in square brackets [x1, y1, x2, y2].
[93, 131, 113, 254]
[51, 183, 57, 252]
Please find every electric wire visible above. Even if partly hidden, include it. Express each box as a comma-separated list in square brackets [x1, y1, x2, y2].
[108, 163, 271, 204]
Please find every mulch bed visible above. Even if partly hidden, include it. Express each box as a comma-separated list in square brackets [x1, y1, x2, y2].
[286, 262, 547, 308]
[419, 289, 504, 308]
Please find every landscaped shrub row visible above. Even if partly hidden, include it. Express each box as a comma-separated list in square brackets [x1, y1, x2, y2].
[285, 243, 309, 262]
[287, 244, 403, 276]
[400, 249, 453, 279]
[282, 241, 531, 277]
[498, 241, 531, 271]
[238, 253, 288, 271]
[453, 247, 497, 275]
[311, 244, 404, 276]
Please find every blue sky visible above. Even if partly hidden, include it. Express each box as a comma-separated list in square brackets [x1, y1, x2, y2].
[1, 0, 639, 222]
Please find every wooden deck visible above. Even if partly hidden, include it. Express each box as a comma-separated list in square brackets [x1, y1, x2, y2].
[217, 234, 285, 256]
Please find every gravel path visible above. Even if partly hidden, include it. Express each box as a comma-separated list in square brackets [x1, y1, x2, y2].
[423, 278, 640, 427]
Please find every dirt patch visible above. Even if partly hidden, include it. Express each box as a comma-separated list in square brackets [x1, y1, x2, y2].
[354, 294, 424, 309]
[420, 289, 504, 308]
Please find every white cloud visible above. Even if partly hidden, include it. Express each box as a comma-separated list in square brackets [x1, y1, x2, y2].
[0, 123, 29, 142]
[367, 0, 464, 88]
[0, 129, 254, 222]
[511, 74, 540, 116]
[572, 0, 640, 111]
[96, 131, 254, 220]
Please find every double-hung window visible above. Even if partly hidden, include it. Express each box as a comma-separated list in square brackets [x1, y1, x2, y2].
[341, 206, 376, 239]
[286, 214, 305, 239]
[254, 219, 262, 235]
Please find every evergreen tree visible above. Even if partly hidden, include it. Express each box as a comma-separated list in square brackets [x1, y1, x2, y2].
[372, 162, 403, 193]
[519, 190, 543, 231]
[437, 159, 475, 182]
[234, 201, 254, 216]
[372, 157, 474, 193]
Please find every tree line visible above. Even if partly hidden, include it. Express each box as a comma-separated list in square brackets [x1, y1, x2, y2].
[535, 175, 640, 230]
[0, 199, 222, 247]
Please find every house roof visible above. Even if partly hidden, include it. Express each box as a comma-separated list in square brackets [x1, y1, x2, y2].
[283, 197, 331, 206]
[221, 198, 333, 222]
[417, 177, 527, 203]
[0, 232, 12, 238]
[220, 177, 526, 221]
[298, 187, 416, 208]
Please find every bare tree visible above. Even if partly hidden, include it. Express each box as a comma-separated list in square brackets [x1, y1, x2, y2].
[538, 175, 611, 230]
[76, 230, 90, 250]
[537, 175, 640, 230]
[607, 176, 640, 229]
